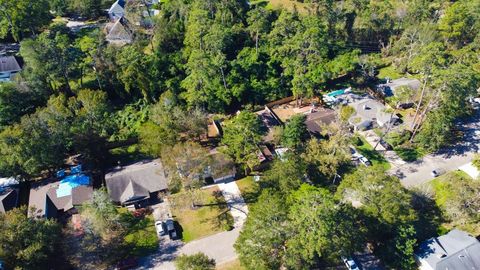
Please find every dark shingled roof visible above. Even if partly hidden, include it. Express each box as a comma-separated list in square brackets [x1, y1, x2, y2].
[105, 159, 168, 204]
[415, 229, 480, 270]
[0, 56, 21, 73]
[305, 108, 337, 135]
[0, 188, 18, 213]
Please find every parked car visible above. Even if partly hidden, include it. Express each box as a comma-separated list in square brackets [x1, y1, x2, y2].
[359, 156, 372, 166]
[342, 257, 360, 270]
[431, 169, 445, 177]
[155, 220, 165, 236]
[165, 219, 177, 240]
[0, 260, 4, 270]
[379, 139, 393, 150]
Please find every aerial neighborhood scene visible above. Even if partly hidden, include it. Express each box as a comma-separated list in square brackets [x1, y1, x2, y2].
[0, 0, 480, 270]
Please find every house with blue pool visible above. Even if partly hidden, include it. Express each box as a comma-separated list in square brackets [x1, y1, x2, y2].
[29, 166, 93, 219]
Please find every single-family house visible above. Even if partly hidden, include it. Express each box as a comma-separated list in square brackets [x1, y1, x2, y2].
[29, 174, 93, 218]
[105, 159, 168, 209]
[349, 98, 399, 130]
[304, 108, 337, 136]
[105, 18, 134, 45]
[415, 229, 480, 270]
[255, 106, 282, 142]
[205, 153, 236, 183]
[0, 56, 21, 82]
[108, 0, 126, 21]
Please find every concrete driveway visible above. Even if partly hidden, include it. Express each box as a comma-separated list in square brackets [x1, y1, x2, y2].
[135, 180, 248, 269]
[390, 111, 480, 187]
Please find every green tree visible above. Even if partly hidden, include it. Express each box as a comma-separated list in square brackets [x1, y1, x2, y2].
[0, 0, 51, 41]
[0, 206, 62, 270]
[175, 253, 215, 270]
[69, 0, 102, 19]
[302, 123, 351, 182]
[286, 184, 364, 268]
[281, 114, 308, 150]
[390, 225, 417, 270]
[235, 190, 289, 270]
[336, 166, 417, 228]
[262, 156, 306, 196]
[221, 111, 264, 173]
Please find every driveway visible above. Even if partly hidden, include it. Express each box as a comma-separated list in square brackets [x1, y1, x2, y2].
[359, 130, 406, 168]
[135, 180, 248, 269]
[389, 111, 480, 187]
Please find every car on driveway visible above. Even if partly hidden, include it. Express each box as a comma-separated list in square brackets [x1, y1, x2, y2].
[165, 219, 177, 240]
[431, 169, 445, 177]
[155, 220, 165, 236]
[342, 257, 360, 270]
[359, 156, 372, 166]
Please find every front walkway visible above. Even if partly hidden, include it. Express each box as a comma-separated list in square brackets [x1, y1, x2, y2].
[217, 180, 249, 228]
[359, 130, 406, 168]
[136, 180, 248, 270]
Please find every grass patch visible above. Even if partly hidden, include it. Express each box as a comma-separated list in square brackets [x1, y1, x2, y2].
[236, 176, 260, 203]
[352, 135, 391, 170]
[123, 214, 158, 257]
[109, 144, 151, 167]
[428, 171, 480, 235]
[265, 0, 309, 13]
[377, 66, 403, 80]
[216, 259, 245, 270]
[170, 187, 233, 242]
[394, 146, 426, 162]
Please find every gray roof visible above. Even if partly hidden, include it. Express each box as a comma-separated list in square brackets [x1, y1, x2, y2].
[351, 98, 398, 127]
[108, 0, 125, 17]
[105, 159, 168, 204]
[106, 19, 133, 45]
[29, 179, 93, 218]
[0, 56, 21, 73]
[415, 229, 480, 270]
[0, 188, 18, 213]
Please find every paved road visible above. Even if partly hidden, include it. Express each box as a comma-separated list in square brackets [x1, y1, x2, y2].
[389, 111, 480, 187]
[136, 180, 248, 270]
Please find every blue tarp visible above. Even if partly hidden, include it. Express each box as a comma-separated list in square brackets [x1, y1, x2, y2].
[71, 165, 82, 174]
[56, 174, 90, 198]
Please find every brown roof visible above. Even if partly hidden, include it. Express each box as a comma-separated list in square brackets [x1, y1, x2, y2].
[305, 109, 337, 135]
[0, 56, 21, 73]
[28, 179, 93, 218]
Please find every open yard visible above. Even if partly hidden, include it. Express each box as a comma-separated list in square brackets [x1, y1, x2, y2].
[216, 259, 245, 270]
[170, 186, 233, 242]
[123, 213, 159, 257]
[352, 135, 391, 170]
[427, 171, 480, 236]
[236, 176, 260, 203]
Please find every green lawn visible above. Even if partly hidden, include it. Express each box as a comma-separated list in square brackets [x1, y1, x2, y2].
[394, 146, 426, 162]
[109, 144, 151, 167]
[170, 186, 233, 242]
[352, 135, 391, 170]
[428, 171, 480, 235]
[122, 213, 158, 257]
[217, 259, 245, 270]
[236, 176, 260, 203]
[377, 66, 403, 80]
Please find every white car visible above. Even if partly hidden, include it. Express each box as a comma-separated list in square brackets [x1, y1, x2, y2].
[359, 156, 372, 166]
[155, 221, 165, 236]
[343, 257, 360, 270]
